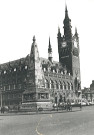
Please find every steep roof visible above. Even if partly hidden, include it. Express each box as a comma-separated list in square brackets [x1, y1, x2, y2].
[0, 55, 29, 71]
[0, 55, 67, 73]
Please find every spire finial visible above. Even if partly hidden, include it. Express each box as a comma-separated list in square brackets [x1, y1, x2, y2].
[48, 37, 52, 62]
[48, 37, 52, 50]
[48, 37, 52, 52]
[33, 35, 36, 42]
[65, 3, 69, 19]
[75, 27, 77, 34]
[49, 37, 51, 46]
[58, 26, 60, 33]
[65, 3, 68, 12]
[75, 27, 78, 37]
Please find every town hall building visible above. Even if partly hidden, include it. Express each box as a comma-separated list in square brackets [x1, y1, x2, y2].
[0, 6, 81, 110]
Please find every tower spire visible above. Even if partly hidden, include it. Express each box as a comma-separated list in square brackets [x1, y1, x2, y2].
[65, 4, 68, 18]
[75, 27, 78, 37]
[48, 37, 52, 62]
[63, 5, 72, 41]
[33, 35, 36, 42]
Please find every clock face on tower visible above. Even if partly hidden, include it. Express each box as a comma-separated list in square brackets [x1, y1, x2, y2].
[61, 41, 67, 48]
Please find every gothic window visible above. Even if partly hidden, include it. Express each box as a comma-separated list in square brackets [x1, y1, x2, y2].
[54, 81, 58, 89]
[67, 82, 70, 90]
[54, 81, 56, 89]
[50, 80, 54, 89]
[14, 84, 15, 89]
[59, 81, 63, 89]
[63, 82, 66, 90]
[44, 79, 49, 88]
[71, 83, 73, 90]
[9, 85, 10, 90]
[61, 71, 63, 75]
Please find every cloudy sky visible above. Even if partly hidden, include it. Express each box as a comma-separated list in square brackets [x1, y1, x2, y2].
[0, 0, 94, 88]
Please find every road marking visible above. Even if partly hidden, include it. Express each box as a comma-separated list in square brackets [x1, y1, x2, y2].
[36, 117, 43, 135]
[36, 114, 53, 135]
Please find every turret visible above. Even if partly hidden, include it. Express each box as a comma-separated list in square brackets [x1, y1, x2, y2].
[57, 27, 62, 54]
[75, 27, 79, 38]
[73, 27, 79, 52]
[48, 37, 53, 62]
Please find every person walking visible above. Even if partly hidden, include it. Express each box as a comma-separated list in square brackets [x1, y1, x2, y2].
[1, 107, 2, 113]
[80, 102, 82, 110]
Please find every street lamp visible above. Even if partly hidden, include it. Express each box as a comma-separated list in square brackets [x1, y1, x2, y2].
[0, 86, 3, 107]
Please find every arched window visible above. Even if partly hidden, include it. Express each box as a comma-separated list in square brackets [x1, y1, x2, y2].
[59, 81, 63, 89]
[55, 81, 58, 89]
[61, 71, 63, 75]
[63, 82, 66, 90]
[67, 82, 70, 90]
[71, 83, 73, 90]
[44, 68, 46, 72]
[45, 79, 49, 88]
[50, 80, 54, 89]
[53, 69, 55, 73]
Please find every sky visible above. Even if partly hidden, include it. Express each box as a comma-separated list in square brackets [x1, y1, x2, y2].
[0, 0, 94, 88]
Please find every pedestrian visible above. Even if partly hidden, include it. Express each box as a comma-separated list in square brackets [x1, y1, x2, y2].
[80, 103, 82, 110]
[2, 106, 5, 113]
[1, 107, 2, 113]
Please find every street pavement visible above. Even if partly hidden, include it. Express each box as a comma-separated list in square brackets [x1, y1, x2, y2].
[0, 106, 94, 135]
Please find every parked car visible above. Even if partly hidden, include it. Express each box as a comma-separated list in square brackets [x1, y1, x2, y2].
[71, 101, 75, 105]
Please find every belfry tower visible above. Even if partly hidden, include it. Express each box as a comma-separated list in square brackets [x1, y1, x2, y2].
[57, 5, 81, 93]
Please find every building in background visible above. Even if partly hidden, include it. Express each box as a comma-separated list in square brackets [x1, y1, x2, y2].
[0, 6, 81, 110]
[82, 81, 94, 103]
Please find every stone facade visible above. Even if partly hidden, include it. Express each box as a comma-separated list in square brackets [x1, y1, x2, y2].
[82, 81, 94, 102]
[0, 6, 81, 110]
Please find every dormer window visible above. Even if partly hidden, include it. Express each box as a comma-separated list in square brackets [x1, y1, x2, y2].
[61, 71, 63, 75]
[25, 65, 27, 69]
[48, 67, 51, 72]
[14, 68, 16, 72]
[4, 70, 6, 74]
[44, 68, 46, 72]
[64, 70, 67, 75]
[53, 69, 55, 73]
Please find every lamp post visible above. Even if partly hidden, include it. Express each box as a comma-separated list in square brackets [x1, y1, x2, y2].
[0, 86, 3, 107]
